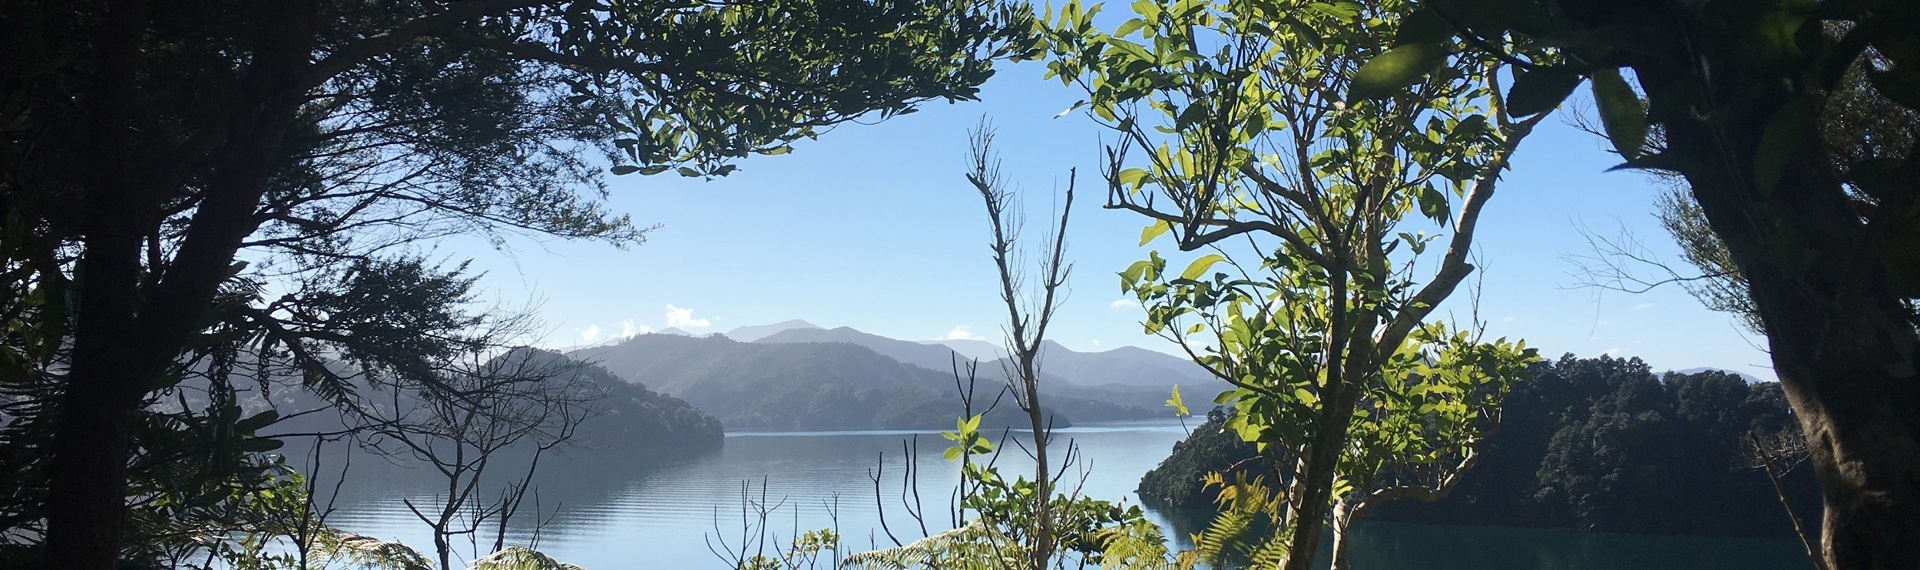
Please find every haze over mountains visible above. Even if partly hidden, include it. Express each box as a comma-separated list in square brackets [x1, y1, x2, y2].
[728, 320, 1216, 390]
[560, 320, 1227, 430]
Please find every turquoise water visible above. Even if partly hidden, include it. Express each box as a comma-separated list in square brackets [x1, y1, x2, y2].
[324, 420, 1813, 569]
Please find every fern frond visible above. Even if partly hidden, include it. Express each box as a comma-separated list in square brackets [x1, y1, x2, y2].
[312, 532, 434, 570]
[838, 521, 1023, 570]
[469, 546, 587, 570]
[1091, 518, 1181, 570]
[1246, 530, 1291, 568]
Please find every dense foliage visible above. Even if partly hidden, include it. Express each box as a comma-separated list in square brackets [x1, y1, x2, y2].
[0, 0, 1037, 565]
[1136, 409, 1274, 510]
[1040, 0, 1549, 565]
[1140, 354, 1821, 539]
[1351, 1, 1920, 565]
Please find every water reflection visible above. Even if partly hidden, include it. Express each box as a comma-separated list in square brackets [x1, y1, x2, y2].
[325, 420, 1812, 570]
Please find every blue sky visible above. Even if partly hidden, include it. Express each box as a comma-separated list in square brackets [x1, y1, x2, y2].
[438, 58, 1774, 379]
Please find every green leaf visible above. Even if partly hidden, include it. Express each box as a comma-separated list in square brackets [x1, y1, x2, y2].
[1590, 67, 1648, 160]
[1416, 184, 1450, 222]
[609, 165, 640, 175]
[1181, 254, 1227, 280]
[1139, 220, 1173, 246]
[944, 447, 965, 461]
[236, 409, 279, 433]
[1868, 66, 1920, 109]
[1749, 3, 1815, 66]
[237, 437, 285, 452]
[1120, 259, 1153, 288]
[1348, 42, 1449, 101]
[1848, 158, 1909, 203]
[1753, 95, 1819, 195]
[1306, 2, 1359, 20]
[1166, 385, 1191, 417]
[1395, 8, 1454, 45]
[1115, 18, 1147, 38]
[1450, 114, 1489, 142]
[1504, 70, 1582, 118]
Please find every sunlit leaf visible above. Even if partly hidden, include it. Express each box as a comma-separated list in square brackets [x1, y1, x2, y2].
[1590, 67, 1647, 160]
[1349, 42, 1448, 101]
[1181, 254, 1227, 280]
[1140, 220, 1174, 246]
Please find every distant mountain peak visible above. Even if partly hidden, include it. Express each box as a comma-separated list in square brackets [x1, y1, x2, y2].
[722, 319, 822, 342]
[656, 327, 695, 337]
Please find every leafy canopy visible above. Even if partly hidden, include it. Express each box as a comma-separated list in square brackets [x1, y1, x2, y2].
[1040, 0, 1544, 565]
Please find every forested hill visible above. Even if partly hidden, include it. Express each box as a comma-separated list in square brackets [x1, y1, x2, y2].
[568, 334, 1158, 431]
[1137, 354, 1821, 539]
[250, 349, 725, 461]
[498, 349, 723, 456]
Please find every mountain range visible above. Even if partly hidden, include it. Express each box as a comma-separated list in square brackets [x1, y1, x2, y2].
[564, 321, 1227, 431]
[736, 321, 1216, 390]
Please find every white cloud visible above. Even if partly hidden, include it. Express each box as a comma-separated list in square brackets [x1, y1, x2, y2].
[664, 304, 711, 329]
[940, 326, 981, 341]
[1633, 302, 1654, 311]
[579, 324, 602, 343]
[1090, 339, 1103, 347]
[1500, 316, 1516, 322]
[1109, 298, 1133, 309]
[621, 320, 652, 338]
[1603, 347, 1623, 356]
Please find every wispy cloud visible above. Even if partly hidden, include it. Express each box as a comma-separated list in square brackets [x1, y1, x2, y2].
[1109, 298, 1133, 309]
[1603, 347, 1623, 356]
[578, 324, 602, 343]
[621, 320, 651, 338]
[940, 326, 981, 341]
[1633, 302, 1654, 311]
[1500, 316, 1516, 322]
[665, 304, 711, 329]
[1090, 339, 1103, 347]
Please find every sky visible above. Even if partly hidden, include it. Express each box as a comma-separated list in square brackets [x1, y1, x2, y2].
[435, 58, 1775, 380]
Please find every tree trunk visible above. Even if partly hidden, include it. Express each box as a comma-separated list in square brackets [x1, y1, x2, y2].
[41, 3, 317, 567]
[1029, 403, 1054, 570]
[1663, 83, 1920, 570]
[1765, 300, 1920, 570]
[43, 366, 149, 570]
[1281, 367, 1366, 570]
[1328, 500, 1358, 570]
[41, 2, 153, 567]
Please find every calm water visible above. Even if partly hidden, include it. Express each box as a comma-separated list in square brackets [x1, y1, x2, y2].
[325, 420, 1813, 569]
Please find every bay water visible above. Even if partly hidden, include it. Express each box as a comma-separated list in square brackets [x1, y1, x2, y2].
[325, 419, 1812, 569]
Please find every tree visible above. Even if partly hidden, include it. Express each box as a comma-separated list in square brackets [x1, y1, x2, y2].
[1348, 1, 1920, 566]
[964, 123, 1076, 570]
[1039, 0, 1541, 567]
[1646, 56, 1919, 335]
[834, 124, 1181, 570]
[0, 1, 1037, 567]
[371, 350, 597, 570]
